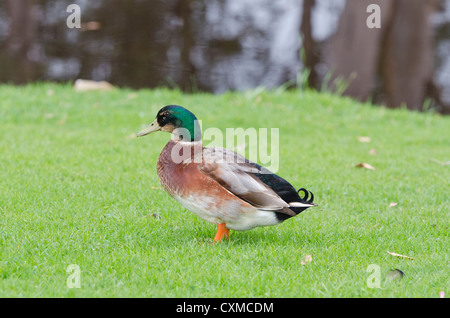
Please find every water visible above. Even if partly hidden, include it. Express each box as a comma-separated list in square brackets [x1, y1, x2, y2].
[0, 0, 449, 106]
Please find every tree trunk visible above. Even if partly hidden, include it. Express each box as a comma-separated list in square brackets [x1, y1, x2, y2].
[326, 0, 440, 111]
[325, 0, 393, 101]
[300, 0, 319, 89]
[5, 0, 38, 84]
[381, 0, 437, 110]
[174, 0, 197, 92]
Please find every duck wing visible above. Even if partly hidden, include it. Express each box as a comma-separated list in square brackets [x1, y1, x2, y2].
[197, 147, 315, 217]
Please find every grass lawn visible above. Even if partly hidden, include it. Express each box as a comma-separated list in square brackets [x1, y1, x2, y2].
[0, 83, 448, 297]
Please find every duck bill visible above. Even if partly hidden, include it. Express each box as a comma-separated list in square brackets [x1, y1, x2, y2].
[137, 119, 161, 137]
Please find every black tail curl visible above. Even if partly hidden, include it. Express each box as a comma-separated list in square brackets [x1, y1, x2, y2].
[297, 188, 315, 204]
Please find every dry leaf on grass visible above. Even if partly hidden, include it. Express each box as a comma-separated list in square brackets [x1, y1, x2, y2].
[358, 136, 371, 143]
[387, 269, 405, 280]
[388, 202, 398, 207]
[387, 251, 414, 260]
[301, 254, 312, 265]
[355, 162, 376, 170]
[143, 213, 161, 220]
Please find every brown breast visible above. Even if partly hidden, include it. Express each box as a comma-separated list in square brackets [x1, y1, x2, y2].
[156, 140, 247, 205]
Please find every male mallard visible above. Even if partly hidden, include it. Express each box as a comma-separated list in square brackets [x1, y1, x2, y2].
[137, 105, 316, 242]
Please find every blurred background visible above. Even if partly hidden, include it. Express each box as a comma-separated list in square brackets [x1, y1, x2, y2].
[0, 0, 449, 113]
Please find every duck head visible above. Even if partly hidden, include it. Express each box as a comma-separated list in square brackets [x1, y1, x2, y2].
[137, 105, 202, 142]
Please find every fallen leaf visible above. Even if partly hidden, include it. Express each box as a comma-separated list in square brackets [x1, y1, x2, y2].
[388, 202, 398, 207]
[355, 162, 376, 170]
[358, 136, 371, 143]
[301, 254, 312, 265]
[387, 251, 414, 260]
[386, 269, 405, 280]
[74, 79, 115, 91]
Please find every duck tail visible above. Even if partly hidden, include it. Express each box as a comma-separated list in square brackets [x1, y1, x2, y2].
[297, 188, 316, 205]
[287, 188, 317, 215]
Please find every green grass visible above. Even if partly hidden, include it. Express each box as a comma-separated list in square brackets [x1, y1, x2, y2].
[0, 83, 448, 297]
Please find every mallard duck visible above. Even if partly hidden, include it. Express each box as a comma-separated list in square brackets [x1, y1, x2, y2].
[137, 105, 316, 242]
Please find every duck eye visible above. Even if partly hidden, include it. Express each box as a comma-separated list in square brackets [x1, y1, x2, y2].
[161, 111, 170, 120]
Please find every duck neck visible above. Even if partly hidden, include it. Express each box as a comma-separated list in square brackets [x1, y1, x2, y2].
[170, 119, 202, 142]
[161, 139, 203, 165]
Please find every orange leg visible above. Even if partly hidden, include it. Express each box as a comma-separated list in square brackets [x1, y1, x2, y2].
[213, 223, 230, 243]
[224, 227, 230, 239]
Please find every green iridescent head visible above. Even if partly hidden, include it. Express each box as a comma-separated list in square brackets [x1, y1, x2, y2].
[137, 105, 202, 142]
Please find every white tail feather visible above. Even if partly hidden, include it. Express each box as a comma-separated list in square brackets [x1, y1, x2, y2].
[289, 201, 315, 207]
